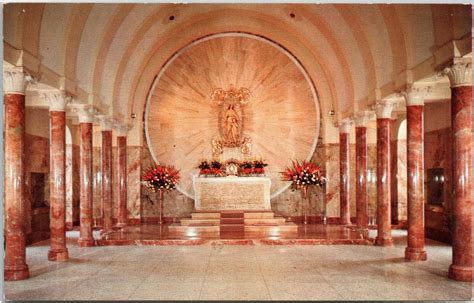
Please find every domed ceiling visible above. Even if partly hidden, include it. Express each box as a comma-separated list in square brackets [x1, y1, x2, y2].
[145, 33, 319, 198]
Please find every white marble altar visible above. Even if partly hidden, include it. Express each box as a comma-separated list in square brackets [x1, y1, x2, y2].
[193, 176, 271, 210]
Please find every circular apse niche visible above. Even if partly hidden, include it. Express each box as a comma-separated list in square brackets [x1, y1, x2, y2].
[145, 32, 320, 199]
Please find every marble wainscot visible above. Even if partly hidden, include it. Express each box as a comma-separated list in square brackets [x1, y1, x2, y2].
[193, 176, 271, 211]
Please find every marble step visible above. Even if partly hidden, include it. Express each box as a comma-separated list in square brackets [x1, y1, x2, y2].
[168, 222, 298, 236]
[180, 218, 220, 226]
[168, 223, 219, 234]
[191, 213, 221, 219]
[191, 211, 276, 220]
[244, 218, 286, 225]
[244, 212, 275, 219]
[220, 224, 245, 232]
[221, 218, 244, 225]
[220, 211, 244, 219]
[180, 218, 285, 226]
[244, 223, 298, 233]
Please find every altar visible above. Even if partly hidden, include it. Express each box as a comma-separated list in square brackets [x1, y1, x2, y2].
[193, 176, 271, 211]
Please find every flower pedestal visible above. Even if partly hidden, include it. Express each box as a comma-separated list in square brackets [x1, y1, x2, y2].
[157, 189, 164, 225]
[302, 185, 309, 225]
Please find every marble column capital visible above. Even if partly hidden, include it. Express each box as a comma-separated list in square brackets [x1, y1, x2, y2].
[355, 111, 372, 127]
[3, 69, 32, 95]
[98, 116, 113, 131]
[115, 123, 129, 137]
[338, 119, 353, 133]
[403, 85, 432, 106]
[443, 59, 472, 88]
[77, 109, 95, 124]
[43, 91, 70, 112]
[374, 100, 396, 119]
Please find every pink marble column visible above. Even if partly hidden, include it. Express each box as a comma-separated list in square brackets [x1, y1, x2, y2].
[3, 70, 30, 280]
[339, 120, 351, 225]
[77, 110, 94, 247]
[355, 112, 369, 231]
[404, 88, 427, 261]
[116, 126, 128, 227]
[375, 101, 394, 246]
[47, 93, 69, 261]
[444, 61, 472, 282]
[100, 118, 113, 233]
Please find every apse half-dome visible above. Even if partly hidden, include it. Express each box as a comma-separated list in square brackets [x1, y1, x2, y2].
[145, 32, 320, 199]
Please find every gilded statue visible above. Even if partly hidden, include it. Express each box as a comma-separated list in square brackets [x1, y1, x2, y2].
[224, 104, 240, 145]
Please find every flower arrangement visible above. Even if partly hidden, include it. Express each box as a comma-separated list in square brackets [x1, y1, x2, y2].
[198, 160, 223, 176]
[142, 164, 180, 192]
[239, 159, 268, 175]
[281, 160, 326, 190]
[253, 160, 268, 174]
[239, 161, 253, 175]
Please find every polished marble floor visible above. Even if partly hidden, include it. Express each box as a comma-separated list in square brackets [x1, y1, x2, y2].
[4, 229, 472, 301]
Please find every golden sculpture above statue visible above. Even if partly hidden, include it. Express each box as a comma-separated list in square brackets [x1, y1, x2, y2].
[210, 86, 251, 105]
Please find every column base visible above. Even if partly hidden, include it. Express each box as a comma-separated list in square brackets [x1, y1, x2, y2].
[78, 238, 94, 247]
[48, 248, 69, 261]
[448, 264, 473, 282]
[339, 219, 352, 225]
[100, 229, 113, 236]
[116, 222, 127, 228]
[4, 264, 30, 281]
[375, 237, 394, 246]
[405, 247, 427, 261]
[357, 228, 369, 239]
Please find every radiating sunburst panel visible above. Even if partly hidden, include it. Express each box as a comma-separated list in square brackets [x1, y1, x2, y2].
[146, 33, 320, 199]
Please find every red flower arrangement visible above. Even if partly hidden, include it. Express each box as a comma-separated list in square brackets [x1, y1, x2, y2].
[198, 160, 224, 176]
[253, 160, 268, 174]
[240, 161, 253, 175]
[281, 160, 326, 190]
[142, 164, 180, 192]
[239, 159, 268, 176]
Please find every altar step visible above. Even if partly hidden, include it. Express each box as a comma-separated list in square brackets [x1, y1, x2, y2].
[180, 211, 287, 226]
[179, 218, 287, 226]
[191, 211, 274, 219]
[169, 210, 297, 236]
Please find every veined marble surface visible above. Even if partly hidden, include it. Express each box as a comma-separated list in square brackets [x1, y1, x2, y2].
[193, 176, 271, 211]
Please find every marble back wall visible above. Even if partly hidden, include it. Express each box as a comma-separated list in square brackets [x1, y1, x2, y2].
[24, 134, 50, 244]
[424, 127, 453, 243]
[92, 145, 143, 225]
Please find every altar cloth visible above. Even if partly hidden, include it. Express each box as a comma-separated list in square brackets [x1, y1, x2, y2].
[193, 176, 271, 211]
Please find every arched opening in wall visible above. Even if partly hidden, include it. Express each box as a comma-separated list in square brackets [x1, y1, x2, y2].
[65, 125, 74, 230]
[391, 118, 408, 225]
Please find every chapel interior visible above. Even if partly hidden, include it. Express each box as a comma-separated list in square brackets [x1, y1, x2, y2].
[2, 3, 473, 301]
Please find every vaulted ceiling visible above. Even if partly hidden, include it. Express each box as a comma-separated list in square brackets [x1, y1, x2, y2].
[3, 3, 472, 128]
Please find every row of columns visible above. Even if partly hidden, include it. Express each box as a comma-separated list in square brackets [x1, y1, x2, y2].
[337, 60, 471, 281]
[3, 69, 130, 280]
